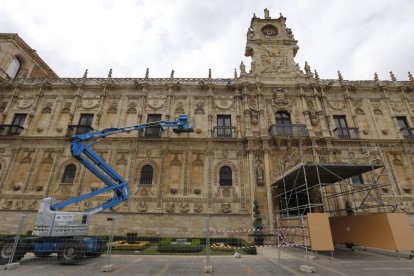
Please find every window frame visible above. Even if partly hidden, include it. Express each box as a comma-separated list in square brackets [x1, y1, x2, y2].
[6, 57, 21, 79]
[333, 115, 350, 137]
[61, 164, 77, 184]
[145, 114, 162, 137]
[9, 113, 27, 135]
[217, 115, 232, 138]
[219, 166, 232, 187]
[139, 164, 154, 185]
[351, 174, 364, 185]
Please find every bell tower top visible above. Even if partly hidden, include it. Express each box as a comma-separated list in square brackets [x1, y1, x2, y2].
[244, 9, 303, 80]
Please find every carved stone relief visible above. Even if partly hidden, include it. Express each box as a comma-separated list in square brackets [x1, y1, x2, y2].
[214, 98, 234, 110]
[221, 203, 231, 213]
[272, 88, 291, 109]
[147, 98, 166, 110]
[194, 101, 205, 114]
[165, 202, 175, 213]
[194, 203, 203, 213]
[327, 100, 345, 110]
[80, 99, 100, 110]
[138, 201, 147, 212]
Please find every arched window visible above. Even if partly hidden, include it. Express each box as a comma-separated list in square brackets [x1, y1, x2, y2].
[140, 165, 153, 185]
[219, 166, 232, 186]
[6, 57, 21, 79]
[61, 164, 76, 183]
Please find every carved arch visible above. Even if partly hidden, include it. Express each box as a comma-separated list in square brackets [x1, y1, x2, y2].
[56, 160, 80, 184]
[135, 159, 159, 185]
[214, 160, 238, 186]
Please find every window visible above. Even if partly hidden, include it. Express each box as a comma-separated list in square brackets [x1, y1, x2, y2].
[6, 57, 21, 79]
[10, 114, 26, 135]
[140, 165, 153, 184]
[333, 115, 349, 138]
[77, 114, 94, 134]
[275, 111, 292, 135]
[219, 166, 232, 186]
[217, 115, 232, 138]
[397, 116, 413, 139]
[351, 174, 364, 185]
[62, 164, 76, 183]
[145, 114, 162, 137]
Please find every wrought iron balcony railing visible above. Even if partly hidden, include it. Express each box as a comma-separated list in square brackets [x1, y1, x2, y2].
[333, 127, 360, 139]
[400, 127, 414, 139]
[213, 126, 236, 138]
[67, 125, 94, 136]
[269, 124, 309, 137]
[0, 124, 24, 136]
[140, 127, 163, 138]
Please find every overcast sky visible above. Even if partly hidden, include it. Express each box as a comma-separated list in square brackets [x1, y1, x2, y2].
[0, 0, 413, 80]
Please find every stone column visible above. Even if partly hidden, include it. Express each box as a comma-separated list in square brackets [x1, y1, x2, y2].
[263, 139, 274, 228]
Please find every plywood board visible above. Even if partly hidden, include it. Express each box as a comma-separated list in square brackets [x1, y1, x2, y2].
[387, 213, 414, 251]
[307, 213, 334, 251]
[329, 213, 414, 251]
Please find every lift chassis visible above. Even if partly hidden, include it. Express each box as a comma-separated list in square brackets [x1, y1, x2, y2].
[0, 115, 193, 264]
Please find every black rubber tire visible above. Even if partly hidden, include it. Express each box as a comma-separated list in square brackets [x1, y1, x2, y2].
[85, 238, 106, 257]
[57, 239, 86, 265]
[0, 238, 26, 265]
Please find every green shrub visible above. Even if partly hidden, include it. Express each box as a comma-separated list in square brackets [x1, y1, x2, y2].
[191, 239, 201, 246]
[156, 238, 203, 253]
[126, 232, 138, 243]
[243, 246, 257, 255]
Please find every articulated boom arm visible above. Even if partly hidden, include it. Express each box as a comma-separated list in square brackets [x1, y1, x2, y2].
[51, 115, 193, 215]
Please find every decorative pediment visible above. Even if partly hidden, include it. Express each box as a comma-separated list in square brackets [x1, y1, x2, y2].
[214, 98, 234, 110]
[327, 100, 345, 110]
[147, 98, 166, 110]
[80, 99, 100, 110]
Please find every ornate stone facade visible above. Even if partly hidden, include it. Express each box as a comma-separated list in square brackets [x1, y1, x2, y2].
[0, 10, 413, 235]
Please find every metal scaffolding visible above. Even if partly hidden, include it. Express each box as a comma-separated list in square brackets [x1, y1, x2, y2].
[272, 145, 400, 249]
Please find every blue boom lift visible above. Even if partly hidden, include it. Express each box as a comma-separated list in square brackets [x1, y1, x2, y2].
[0, 115, 193, 264]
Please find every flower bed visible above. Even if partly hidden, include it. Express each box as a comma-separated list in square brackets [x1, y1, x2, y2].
[110, 240, 150, 251]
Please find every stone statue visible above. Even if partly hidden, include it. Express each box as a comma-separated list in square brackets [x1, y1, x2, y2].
[374, 72, 379, 82]
[408, 71, 413, 82]
[247, 27, 254, 38]
[108, 68, 112, 78]
[170, 69, 175, 79]
[338, 70, 343, 82]
[208, 68, 212, 79]
[240, 61, 246, 76]
[83, 69, 88, 78]
[390, 71, 396, 82]
[234, 69, 238, 78]
[256, 163, 264, 186]
[314, 70, 319, 81]
[253, 13, 257, 18]
[264, 8, 270, 19]
[145, 68, 149, 79]
[304, 62, 313, 77]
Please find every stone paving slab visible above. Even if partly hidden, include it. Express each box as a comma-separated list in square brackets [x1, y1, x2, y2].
[0, 247, 413, 275]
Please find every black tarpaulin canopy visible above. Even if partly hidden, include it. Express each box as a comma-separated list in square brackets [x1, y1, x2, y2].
[272, 163, 382, 189]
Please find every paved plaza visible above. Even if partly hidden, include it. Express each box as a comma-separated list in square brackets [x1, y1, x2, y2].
[1, 246, 414, 275]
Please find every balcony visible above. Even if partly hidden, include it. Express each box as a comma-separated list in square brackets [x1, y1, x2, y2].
[0, 124, 24, 136]
[400, 127, 414, 139]
[213, 126, 236, 138]
[67, 125, 94, 136]
[140, 127, 163, 138]
[333, 127, 360, 139]
[269, 124, 309, 137]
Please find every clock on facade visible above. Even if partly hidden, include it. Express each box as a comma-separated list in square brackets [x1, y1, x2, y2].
[261, 24, 278, 38]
